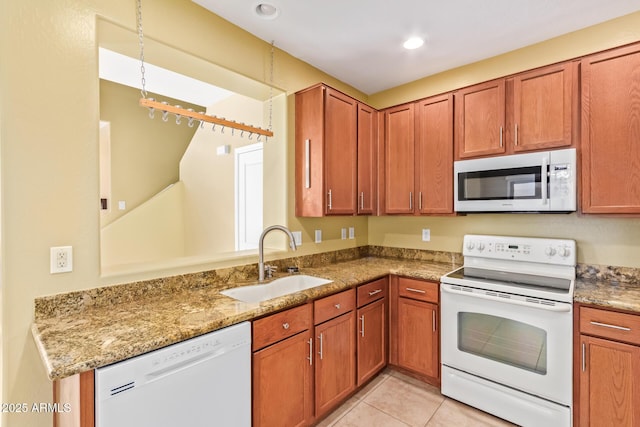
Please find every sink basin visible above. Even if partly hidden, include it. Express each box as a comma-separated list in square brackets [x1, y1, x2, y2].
[221, 275, 332, 303]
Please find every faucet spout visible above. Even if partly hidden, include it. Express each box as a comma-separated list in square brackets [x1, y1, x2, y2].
[258, 225, 297, 282]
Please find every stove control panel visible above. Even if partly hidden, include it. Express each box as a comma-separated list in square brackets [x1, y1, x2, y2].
[463, 234, 576, 266]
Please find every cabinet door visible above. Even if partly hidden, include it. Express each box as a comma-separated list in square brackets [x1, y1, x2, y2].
[324, 87, 357, 215]
[512, 62, 576, 152]
[357, 104, 378, 215]
[253, 331, 314, 427]
[384, 103, 415, 214]
[315, 312, 356, 417]
[581, 44, 640, 214]
[397, 297, 439, 379]
[455, 79, 506, 159]
[415, 94, 454, 214]
[357, 298, 387, 386]
[579, 335, 640, 427]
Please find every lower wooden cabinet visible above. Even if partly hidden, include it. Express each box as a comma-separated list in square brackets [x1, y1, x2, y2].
[314, 289, 356, 418]
[356, 278, 388, 385]
[389, 276, 440, 385]
[252, 304, 314, 427]
[576, 304, 640, 426]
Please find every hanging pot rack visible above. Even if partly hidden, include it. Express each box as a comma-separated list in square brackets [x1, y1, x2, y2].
[139, 98, 274, 138]
[136, 0, 274, 141]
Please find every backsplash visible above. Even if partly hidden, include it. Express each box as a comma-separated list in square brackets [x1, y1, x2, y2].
[34, 245, 639, 320]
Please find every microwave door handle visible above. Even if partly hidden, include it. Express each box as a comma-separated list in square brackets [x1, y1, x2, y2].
[541, 156, 548, 205]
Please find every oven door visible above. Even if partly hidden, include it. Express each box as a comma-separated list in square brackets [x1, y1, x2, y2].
[440, 283, 572, 405]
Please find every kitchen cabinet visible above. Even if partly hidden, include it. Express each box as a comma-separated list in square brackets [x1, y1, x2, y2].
[382, 103, 415, 214]
[252, 304, 314, 427]
[415, 94, 454, 214]
[389, 276, 439, 386]
[581, 43, 640, 214]
[455, 61, 577, 159]
[53, 371, 95, 427]
[356, 277, 388, 385]
[295, 84, 378, 216]
[314, 289, 356, 418]
[382, 94, 454, 215]
[357, 103, 379, 215]
[577, 304, 640, 426]
[455, 78, 506, 159]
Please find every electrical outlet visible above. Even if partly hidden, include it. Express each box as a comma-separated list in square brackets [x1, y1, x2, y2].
[292, 231, 302, 246]
[348, 227, 355, 239]
[422, 229, 431, 242]
[341, 228, 347, 240]
[118, 201, 126, 210]
[50, 246, 73, 274]
[314, 229, 322, 243]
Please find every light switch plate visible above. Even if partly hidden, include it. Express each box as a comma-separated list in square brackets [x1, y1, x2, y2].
[341, 228, 347, 240]
[315, 229, 322, 243]
[422, 229, 431, 242]
[348, 227, 355, 239]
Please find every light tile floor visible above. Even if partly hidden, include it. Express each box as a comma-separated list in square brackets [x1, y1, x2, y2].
[317, 369, 516, 427]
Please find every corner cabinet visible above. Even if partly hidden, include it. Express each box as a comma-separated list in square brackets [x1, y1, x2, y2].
[252, 304, 314, 427]
[581, 44, 640, 214]
[576, 304, 640, 426]
[295, 84, 377, 216]
[455, 61, 577, 159]
[389, 276, 440, 386]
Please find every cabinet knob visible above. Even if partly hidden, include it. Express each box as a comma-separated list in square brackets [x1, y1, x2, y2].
[335, 303, 341, 310]
[282, 322, 290, 330]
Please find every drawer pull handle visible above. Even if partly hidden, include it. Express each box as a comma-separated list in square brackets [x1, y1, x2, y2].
[590, 321, 631, 331]
[406, 287, 426, 294]
[368, 289, 382, 296]
[282, 322, 290, 330]
[335, 303, 341, 310]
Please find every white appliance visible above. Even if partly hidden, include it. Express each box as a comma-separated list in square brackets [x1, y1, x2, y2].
[95, 321, 251, 427]
[454, 148, 576, 213]
[440, 235, 575, 427]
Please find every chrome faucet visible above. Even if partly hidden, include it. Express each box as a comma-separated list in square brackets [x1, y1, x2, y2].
[258, 225, 297, 281]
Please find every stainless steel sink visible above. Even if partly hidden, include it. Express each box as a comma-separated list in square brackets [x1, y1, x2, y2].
[220, 275, 332, 303]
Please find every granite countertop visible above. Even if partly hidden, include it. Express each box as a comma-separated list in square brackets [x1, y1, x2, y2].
[32, 249, 640, 382]
[32, 256, 457, 381]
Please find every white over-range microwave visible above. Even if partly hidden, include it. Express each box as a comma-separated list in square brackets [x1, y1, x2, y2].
[454, 148, 576, 213]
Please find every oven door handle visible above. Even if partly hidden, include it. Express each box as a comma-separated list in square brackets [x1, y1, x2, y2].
[441, 285, 571, 312]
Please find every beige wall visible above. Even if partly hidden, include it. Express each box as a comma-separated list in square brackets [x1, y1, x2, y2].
[2, 1, 640, 426]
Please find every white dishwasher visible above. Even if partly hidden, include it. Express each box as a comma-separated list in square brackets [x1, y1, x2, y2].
[95, 321, 251, 427]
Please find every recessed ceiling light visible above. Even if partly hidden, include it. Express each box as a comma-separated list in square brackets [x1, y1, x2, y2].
[255, 3, 279, 20]
[403, 37, 424, 50]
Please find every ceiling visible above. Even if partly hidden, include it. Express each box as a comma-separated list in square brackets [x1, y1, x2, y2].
[193, 0, 640, 94]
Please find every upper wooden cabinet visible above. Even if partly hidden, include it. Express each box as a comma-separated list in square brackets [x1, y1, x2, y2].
[581, 44, 640, 214]
[382, 95, 454, 215]
[511, 61, 577, 152]
[295, 84, 358, 216]
[455, 79, 506, 159]
[383, 103, 415, 214]
[357, 104, 379, 215]
[455, 61, 577, 159]
[295, 84, 378, 217]
[415, 94, 454, 214]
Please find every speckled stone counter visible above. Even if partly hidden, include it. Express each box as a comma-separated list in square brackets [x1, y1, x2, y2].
[32, 248, 460, 381]
[575, 263, 640, 313]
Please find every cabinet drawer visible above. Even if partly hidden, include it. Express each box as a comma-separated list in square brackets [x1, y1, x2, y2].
[580, 306, 640, 346]
[398, 277, 438, 303]
[314, 289, 355, 325]
[357, 278, 388, 308]
[253, 304, 312, 351]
